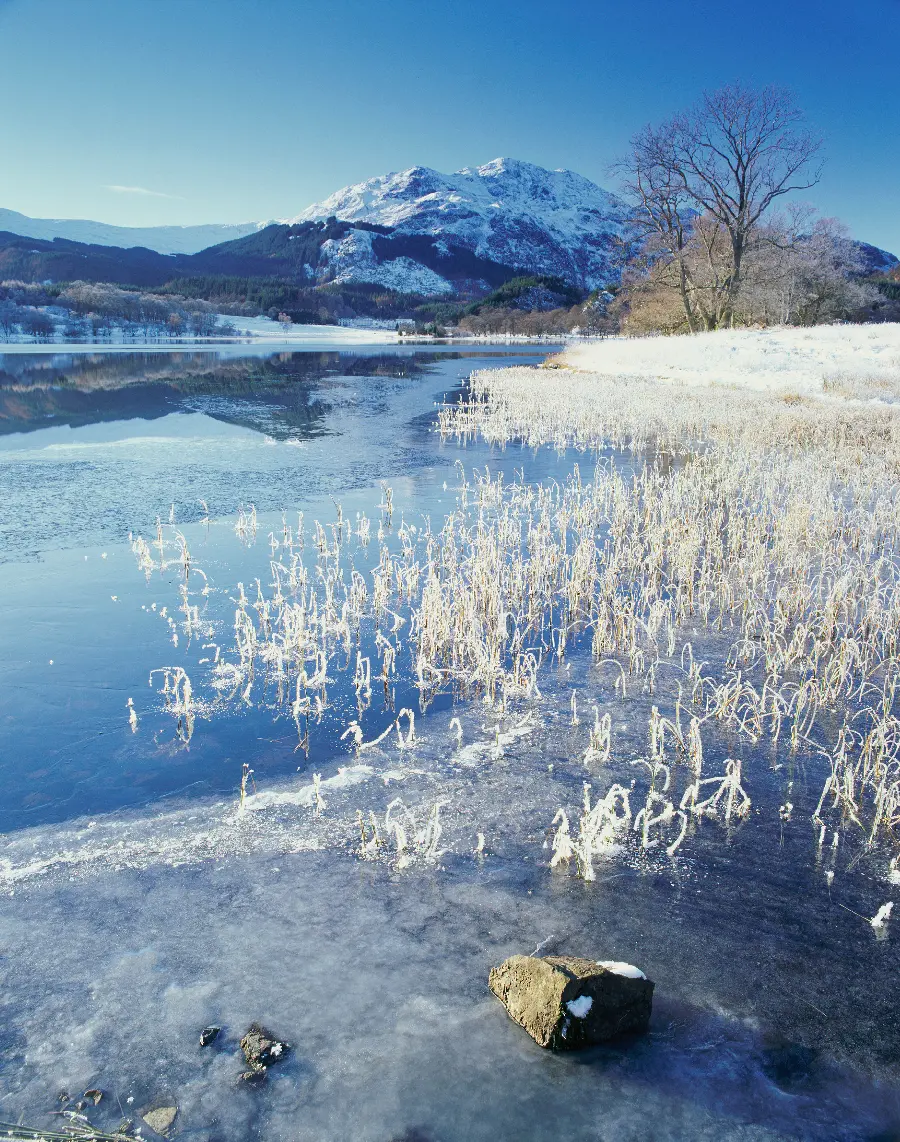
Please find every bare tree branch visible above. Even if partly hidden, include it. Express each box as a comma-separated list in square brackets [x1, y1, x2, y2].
[616, 82, 824, 328]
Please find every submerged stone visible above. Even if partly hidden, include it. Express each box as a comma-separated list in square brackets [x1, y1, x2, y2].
[488, 954, 653, 1049]
[199, 1025, 221, 1048]
[142, 1103, 178, 1136]
[240, 1022, 291, 1076]
[240, 1066, 269, 1084]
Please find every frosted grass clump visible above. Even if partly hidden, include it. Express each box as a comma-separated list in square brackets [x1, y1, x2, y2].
[133, 347, 900, 879]
[378, 797, 446, 870]
[437, 358, 900, 852]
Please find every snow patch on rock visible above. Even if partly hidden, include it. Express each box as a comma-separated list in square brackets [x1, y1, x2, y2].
[565, 995, 594, 1018]
[596, 961, 647, 980]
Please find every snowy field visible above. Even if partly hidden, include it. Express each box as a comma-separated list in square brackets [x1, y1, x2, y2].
[559, 322, 900, 399]
[224, 314, 399, 343]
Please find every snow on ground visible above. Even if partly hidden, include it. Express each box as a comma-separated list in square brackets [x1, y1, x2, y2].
[559, 323, 900, 398]
[225, 313, 399, 342]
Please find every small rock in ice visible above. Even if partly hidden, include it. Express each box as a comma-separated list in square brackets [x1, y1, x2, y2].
[83, 1089, 103, 1106]
[142, 1104, 177, 1136]
[240, 1022, 291, 1075]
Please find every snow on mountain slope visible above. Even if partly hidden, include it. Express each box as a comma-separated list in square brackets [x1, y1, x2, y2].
[0, 208, 266, 255]
[7, 159, 893, 293]
[290, 158, 633, 290]
[319, 229, 455, 294]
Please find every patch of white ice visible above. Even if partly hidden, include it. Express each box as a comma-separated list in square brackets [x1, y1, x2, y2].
[241, 765, 377, 811]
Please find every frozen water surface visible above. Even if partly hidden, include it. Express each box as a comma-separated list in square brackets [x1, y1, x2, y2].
[1, 345, 899, 1140]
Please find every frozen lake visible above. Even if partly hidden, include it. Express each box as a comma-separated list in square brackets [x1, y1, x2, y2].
[1, 344, 898, 1142]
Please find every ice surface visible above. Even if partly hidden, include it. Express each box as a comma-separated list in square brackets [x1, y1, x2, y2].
[242, 766, 379, 811]
[2, 851, 900, 1142]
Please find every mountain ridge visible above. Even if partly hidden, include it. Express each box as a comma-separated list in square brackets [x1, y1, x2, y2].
[290, 157, 633, 290]
[0, 159, 634, 290]
[0, 158, 896, 298]
[0, 207, 265, 256]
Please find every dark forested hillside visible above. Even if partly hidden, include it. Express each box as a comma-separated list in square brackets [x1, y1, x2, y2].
[0, 231, 186, 287]
[0, 220, 521, 295]
[0, 219, 539, 326]
[0, 222, 365, 287]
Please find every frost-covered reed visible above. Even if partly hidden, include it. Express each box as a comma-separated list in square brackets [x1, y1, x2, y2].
[437, 362, 900, 862]
[133, 352, 900, 877]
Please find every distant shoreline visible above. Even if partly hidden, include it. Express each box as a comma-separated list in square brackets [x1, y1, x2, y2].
[0, 333, 569, 355]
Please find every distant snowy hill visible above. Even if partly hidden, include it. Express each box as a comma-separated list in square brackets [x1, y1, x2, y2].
[845, 240, 900, 276]
[0, 208, 265, 255]
[291, 157, 633, 291]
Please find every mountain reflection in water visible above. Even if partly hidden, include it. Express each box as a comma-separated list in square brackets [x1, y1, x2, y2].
[0, 349, 450, 439]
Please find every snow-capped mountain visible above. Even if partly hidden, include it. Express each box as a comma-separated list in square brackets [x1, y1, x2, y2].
[0, 208, 266, 255]
[291, 158, 632, 291]
[0, 160, 632, 289]
[3, 159, 895, 298]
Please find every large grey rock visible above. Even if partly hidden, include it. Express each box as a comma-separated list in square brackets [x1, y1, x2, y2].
[488, 955, 653, 1049]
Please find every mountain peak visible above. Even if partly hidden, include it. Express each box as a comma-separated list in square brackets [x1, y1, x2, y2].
[288, 158, 632, 289]
[469, 156, 531, 176]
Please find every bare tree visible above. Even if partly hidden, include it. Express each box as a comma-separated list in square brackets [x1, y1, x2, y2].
[0, 300, 22, 341]
[618, 83, 823, 329]
[614, 208, 877, 335]
[19, 309, 55, 341]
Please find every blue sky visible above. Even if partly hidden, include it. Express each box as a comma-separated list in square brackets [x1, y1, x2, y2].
[0, 0, 896, 251]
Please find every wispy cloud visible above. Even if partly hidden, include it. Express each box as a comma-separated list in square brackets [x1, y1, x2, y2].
[104, 185, 184, 200]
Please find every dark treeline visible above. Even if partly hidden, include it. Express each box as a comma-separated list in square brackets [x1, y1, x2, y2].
[159, 274, 462, 325]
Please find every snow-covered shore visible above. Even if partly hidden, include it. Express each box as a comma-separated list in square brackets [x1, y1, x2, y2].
[225, 314, 398, 343]
[0, 316, 400, 353]
[558, 323, 900, 398]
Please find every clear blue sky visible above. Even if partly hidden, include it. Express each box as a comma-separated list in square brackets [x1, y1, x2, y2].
[0, 0, 896, 251]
